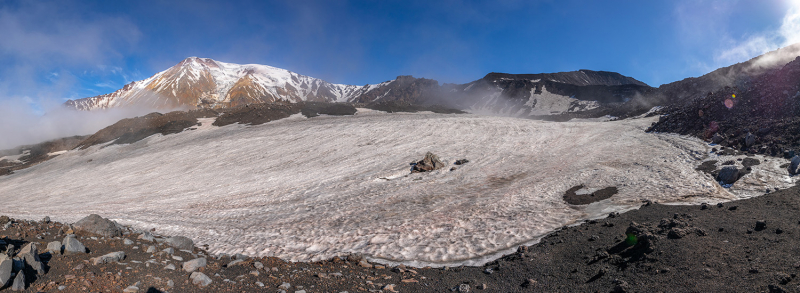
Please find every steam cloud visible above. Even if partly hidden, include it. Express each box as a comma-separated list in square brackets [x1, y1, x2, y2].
[717, 0, 800, 69]
[0, 98, 173, 151]
[0, 1, 153, 151]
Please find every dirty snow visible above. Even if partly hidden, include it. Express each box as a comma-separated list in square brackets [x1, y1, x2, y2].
[0, 112, 793, 267]
[0, 150, 29, 163]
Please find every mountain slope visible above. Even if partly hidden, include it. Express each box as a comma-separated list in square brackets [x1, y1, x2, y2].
[65, 57, 383, 110]
[65, 58, 651, 118]
[443, 70, 652, 117]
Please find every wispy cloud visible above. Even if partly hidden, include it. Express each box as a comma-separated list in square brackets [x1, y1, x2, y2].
[715, 0, 800, 66]
[94, 82, 118, 89]
[0, 1, 152, 149]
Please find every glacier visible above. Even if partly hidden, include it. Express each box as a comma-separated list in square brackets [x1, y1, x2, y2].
[0, 110, 794, 267]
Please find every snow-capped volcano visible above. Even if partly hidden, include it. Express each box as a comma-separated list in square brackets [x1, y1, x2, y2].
[65, 57, 390, 110]
[65, 57, 653, 117]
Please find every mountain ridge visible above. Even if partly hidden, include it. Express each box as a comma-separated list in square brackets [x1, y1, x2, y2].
[64, 57, 650, 117]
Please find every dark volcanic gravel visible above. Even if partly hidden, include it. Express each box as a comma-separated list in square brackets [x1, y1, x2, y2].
[648, 57, 800, 159]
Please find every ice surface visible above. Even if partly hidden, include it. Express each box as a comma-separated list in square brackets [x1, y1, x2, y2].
[0, 112, 793, 267]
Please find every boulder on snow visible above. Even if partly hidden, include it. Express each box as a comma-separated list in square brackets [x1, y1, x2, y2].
[73, 214, 122, 237]
[717, 166, 739, 185]
[789, 156, 800, 175]
[412, 152, 445, 173]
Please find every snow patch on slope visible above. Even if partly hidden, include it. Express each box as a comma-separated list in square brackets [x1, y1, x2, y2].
[0, 113, 792, 267]
[525, 85, 599, 115]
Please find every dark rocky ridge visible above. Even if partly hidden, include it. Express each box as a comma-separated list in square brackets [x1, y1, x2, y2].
[481, 70, 649, 87]
[350, 75, 442, 105]
[648, 55, 800, 157]
[0, 136, 88, 176]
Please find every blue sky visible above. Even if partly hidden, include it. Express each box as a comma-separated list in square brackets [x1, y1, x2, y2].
[0, 0, 798, 107]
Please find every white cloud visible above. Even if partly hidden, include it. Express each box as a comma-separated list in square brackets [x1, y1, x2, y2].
[715, 0, 800, 66]
[94, 82, 118, 89]
[0, 1, 151, 149]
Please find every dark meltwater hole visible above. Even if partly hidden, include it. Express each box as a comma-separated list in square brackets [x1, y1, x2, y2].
[563, 185, 618, 205]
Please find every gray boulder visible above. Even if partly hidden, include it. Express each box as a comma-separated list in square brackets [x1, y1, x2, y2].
[790, 156, 800, 175]
[10, 270, 24, 291]
[164, 236, 193, 251]
[46, 241, 62, 255]
[183, 258, 207, 272]
[0, 259, 12, 287]
[745, 132, 756, 147]
[73, 214, 122, 237]
[190, 271, 212, 287]
[711, 133, 725, 144]
[137, 232, 155, 242]
[92, 251, 125, 265]
[717, 166, 739, 185]
[63, 235, 87, 254]
[412, 152, 445, 173]
[18, 243, 45, 275]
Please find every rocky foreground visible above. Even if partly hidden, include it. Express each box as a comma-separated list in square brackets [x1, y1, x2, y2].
[1, 182, 800, 292]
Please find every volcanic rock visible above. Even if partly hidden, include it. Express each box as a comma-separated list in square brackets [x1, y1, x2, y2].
[717, 166, 739, 184]
[412, 152, 445, 173]
[712, 133, 725, 144]
[164, 236, 194, 250]
[190, 271, 213, 287]
[183, 258, 207, 272]
[73, 214, 122, 237]
[63, 235, 87, 254]
[92, 251, 125, 265]
[755, 220, 767, 231]
[18, 242, 45, 275]
[10, 270, 24, 291]
[46, 241, 61, 254]
[0, 259, 11, 287]
[790, 156, 800, 175]
[745, 132, 756, 147]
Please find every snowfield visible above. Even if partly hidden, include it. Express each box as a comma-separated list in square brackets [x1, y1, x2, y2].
[0, 110, 794, 267]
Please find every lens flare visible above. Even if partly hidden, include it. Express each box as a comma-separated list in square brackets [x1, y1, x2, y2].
[724, 99, 734, 109]
[625, 233, 638, 246]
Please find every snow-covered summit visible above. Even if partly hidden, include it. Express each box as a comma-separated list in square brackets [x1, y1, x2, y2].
[65, 57, 388, 110]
